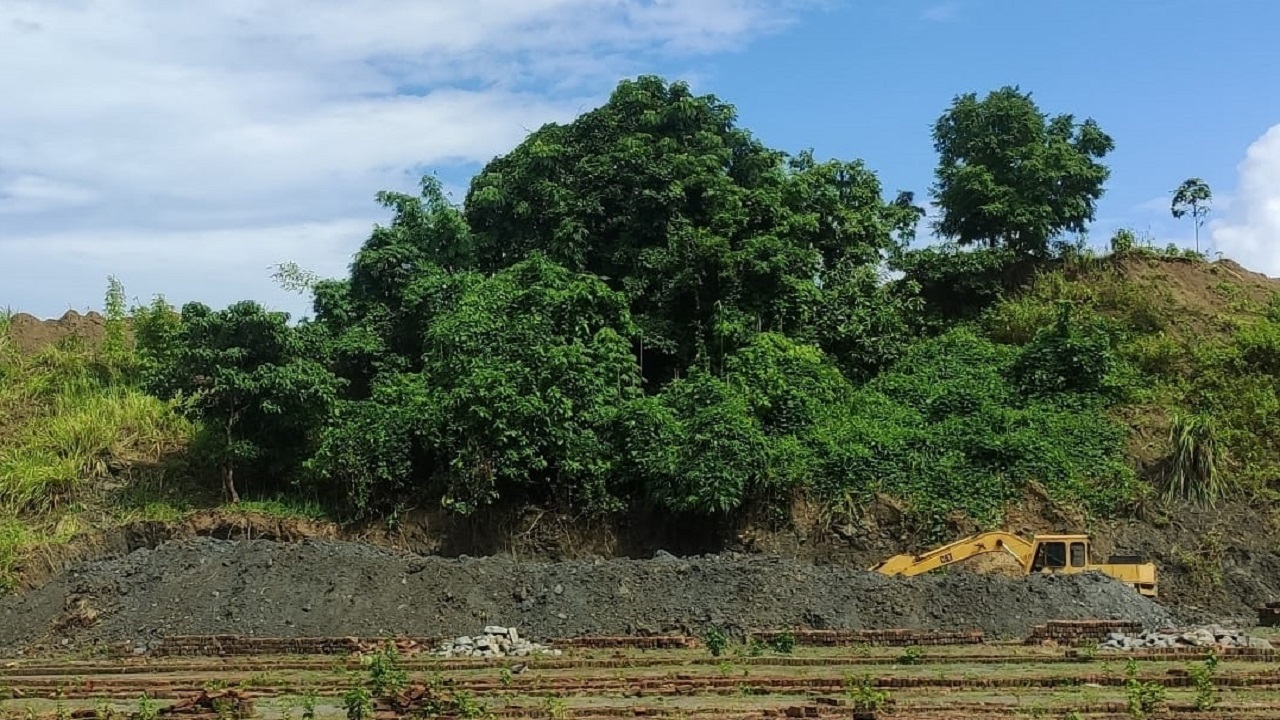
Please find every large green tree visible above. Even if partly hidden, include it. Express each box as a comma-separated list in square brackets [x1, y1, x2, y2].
[138, 301, 340, 502]
[930, 86, 1115, 260]
[308, 175, 475, 397]
[463, 75, 922, 383]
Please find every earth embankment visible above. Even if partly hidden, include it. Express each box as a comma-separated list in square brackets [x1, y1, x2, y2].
[0, 537, 1177, 653]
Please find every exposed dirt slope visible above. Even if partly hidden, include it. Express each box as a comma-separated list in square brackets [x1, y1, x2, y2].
[4, 310, 108, 354]
[0, 536, 1176, 654]
[1117, 256, 1279, 324]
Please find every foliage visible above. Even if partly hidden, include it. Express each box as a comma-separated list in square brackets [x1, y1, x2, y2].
[1123, 660, 1165, 719]
[701, 626, 729, 657]
[0, 310, 193, 517]
[620, 370, 769, 515]
[363, 643, 409, 697]
[13, 74, 1274, 547]
[821, 327, 1137, 536]
[767, 632, 796, 654]
[1010, 301, 1126, 398]
[930, 85, 1114, 260]
[897, 646, 924, 665]
[137, 300, 340, 502]
[465, 75, 921, 383]
[843, 673, 890, 712]
[1187, 657, 1218, 711]
[1162, 412, 1223, 506]
[310, 256, 643, 516]
[0, 519, 28, 592]
[342, 686, 372, 720]
[619, 334, 855, 515]
[271, 262, 322, 294]
[891, 243, 1020, 325]
[1171, 177, 1213, 251]
[101, 276, 131, 371]
[420, 256, 641, 514]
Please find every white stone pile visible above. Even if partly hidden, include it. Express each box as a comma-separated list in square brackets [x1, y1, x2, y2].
[432, 626, 562, 658]
[1100, 624, 1272, 651]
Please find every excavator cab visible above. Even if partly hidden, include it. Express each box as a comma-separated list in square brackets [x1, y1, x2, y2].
[1028, 535, 1091, 573]
[1025, 534, 1157, 597]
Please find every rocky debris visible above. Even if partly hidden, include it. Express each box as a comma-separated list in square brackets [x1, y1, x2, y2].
[63, 690, 256, 720]
[0, 537, 1178, 654]
[431, 626, 561, 658]
[1025, 619, 1142, 646]
[1100, 624, 1273, 651]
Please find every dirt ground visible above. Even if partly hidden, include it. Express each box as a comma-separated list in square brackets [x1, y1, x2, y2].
[5, 641, 1278, 720]
[3, 310, 108, 354]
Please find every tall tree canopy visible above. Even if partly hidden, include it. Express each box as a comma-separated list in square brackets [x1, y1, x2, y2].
[929, 86, 1115, 260]
[464, 75, 922, 383]
[115, 75, 1157, 532]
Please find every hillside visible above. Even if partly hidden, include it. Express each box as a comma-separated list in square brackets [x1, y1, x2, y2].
[4, 251, 1280, 627]
[4, 76, 1280, 643]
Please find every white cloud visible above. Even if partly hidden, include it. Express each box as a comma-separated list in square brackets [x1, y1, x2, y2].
[922, 2, 960, 22]
[2, 220, 368, 318]
[0, 175, 99, 214]
[1211, 124, 1280, 276]
[0, 0, 803, 318]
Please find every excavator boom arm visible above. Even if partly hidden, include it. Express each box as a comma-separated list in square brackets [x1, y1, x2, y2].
[870, 531, 1036, 577]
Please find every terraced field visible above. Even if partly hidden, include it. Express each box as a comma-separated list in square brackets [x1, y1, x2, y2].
[4, 630, 1280, 720]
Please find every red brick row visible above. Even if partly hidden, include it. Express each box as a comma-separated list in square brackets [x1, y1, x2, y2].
[748, 629, 984, 647]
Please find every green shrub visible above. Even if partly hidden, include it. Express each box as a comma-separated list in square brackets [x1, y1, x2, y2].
[702, 626, 729, 657]
[767, 632, 796, 654]
[1123, 660, 1165, 719]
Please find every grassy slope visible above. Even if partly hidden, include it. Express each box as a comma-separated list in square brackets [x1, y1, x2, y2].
[0, 311, 322, 590]
[1, 252, 1278, 594]
[989, 251, 1280, 505]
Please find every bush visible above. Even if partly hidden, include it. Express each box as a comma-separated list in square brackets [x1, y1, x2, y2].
[702, 626, 729, 657]
[767, 632, 796, 654]
[813, 327, 1139, 533]
[1010, 302, 1126, 398]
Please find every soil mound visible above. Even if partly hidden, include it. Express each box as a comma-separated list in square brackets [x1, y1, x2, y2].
[0, 537, 1176, 653]
[4, 310, 108, 354]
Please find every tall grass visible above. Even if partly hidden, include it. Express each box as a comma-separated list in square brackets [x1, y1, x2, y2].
[0, 518, 28, 592]
[1163, 412, 1224, 506]
[0, 336, 194, 516]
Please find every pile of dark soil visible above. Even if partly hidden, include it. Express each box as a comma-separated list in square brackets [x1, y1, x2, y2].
[0, 537, 1176, 653]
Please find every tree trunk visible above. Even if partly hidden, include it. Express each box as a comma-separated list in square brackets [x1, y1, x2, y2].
[223, 463, 240, 504]
[223, 409, 241, 504]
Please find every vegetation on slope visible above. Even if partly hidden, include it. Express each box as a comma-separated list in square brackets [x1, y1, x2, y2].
[2, 77, 1277, 588]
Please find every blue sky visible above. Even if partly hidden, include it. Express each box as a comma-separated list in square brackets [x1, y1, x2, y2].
[2, 0, 1278, 319]
[707, 0, 1280, 249]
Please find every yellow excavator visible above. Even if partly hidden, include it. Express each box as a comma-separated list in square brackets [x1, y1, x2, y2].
[870, 531, 1158, 598]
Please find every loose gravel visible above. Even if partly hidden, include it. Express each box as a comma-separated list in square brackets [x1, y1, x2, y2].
[0, 537, 1176, 653]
